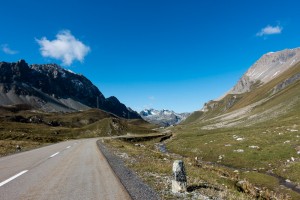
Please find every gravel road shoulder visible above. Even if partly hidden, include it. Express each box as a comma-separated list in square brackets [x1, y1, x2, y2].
[97, 140, 160, 200]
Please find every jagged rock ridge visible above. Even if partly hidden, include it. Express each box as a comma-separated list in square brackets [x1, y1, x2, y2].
[140, 108, 190, 127]
[0, 60, 141, 119]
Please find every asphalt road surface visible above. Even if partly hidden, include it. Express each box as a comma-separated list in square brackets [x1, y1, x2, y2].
[0, 138, 131, 200]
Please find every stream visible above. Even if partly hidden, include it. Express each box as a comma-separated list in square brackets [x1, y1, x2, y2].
[155, 143, 168, 153]
[267, 172, 300, 193]
[155, 142, 300, 194]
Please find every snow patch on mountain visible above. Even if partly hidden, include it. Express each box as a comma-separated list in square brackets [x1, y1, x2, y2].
[140, 108, 190, 127]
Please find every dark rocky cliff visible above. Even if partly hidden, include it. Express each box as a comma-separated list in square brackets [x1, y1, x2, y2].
[0, 60, 141, 119]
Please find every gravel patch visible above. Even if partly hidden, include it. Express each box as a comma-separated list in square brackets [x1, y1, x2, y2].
[97, 140, 160, 200]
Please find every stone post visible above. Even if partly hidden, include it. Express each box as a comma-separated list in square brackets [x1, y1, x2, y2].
[172, 160, 187, 193]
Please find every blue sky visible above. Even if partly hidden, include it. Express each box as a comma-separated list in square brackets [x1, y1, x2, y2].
[1, 0, 300, 113]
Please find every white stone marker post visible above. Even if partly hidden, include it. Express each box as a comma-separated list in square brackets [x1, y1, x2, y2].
[172, 160, 187, 193]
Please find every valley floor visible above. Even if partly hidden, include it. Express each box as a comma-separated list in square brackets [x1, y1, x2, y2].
[103, 124, 300, 200]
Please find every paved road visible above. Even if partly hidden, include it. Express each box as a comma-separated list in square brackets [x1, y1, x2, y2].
[0, 138, 131, 200]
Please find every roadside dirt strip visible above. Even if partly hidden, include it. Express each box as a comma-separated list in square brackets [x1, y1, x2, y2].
[97, 140, 160, 200]
[0, 138, 131, 200]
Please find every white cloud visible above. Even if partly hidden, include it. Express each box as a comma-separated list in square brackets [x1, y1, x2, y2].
[256, 25, 282, 37]
[1, 44, 18, 55]
[36, 30, 91, 66]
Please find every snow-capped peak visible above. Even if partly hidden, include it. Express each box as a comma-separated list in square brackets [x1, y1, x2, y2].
[140, 108, 190, 127]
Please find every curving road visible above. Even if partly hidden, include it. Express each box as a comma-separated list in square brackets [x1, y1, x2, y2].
[0, 138, 131, 200]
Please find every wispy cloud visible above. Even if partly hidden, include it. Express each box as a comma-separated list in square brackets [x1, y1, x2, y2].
[36, 30, 91, 66]
[256, 25, 282, 37]
[148, 96, 155, 100]
[1, 44, 18, 55]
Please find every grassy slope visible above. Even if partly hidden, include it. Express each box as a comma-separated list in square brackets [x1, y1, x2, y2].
[0, 107, 156, 156]
[95, 64, 300, 199]
[184, 62, 300, 124]
[230, 62, 300, 112]
[167, 63, 300, 198]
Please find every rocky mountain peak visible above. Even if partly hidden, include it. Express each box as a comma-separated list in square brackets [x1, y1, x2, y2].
[17, 59, 28, 67]
[0, 60, 141, 119]
[106, 96, 120, 104]
[0, 60, 31, 83]
[30, 63, 72, 79]
[230, 48, 300, 94]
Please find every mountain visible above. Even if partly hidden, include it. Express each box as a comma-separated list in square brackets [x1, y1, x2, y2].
[184, 47, 300, 127]
[140, 108, 190, 127]
[0, 60, 141, 119]
[170, 48, 300, 198]
[229, 48, 300, 94]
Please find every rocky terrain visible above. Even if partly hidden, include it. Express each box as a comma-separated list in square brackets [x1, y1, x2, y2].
[140, 109, 190, 127]
[230, 48, 300, 94]
[0, 60, 141, 119]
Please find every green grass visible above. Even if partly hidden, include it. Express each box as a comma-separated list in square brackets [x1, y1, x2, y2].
[240, 171, 300, 199]
[169, 124, 299, 168]
[276, 162, 300, 183]
[180, 111, 203, 124]
[0, 140, 47, 156]
[166, 123, 300, 198]
[103, 133, 300, 199]
[0, 107, 157, 156]
[166, 63, 300, 199]
[103, 138, 253, 200]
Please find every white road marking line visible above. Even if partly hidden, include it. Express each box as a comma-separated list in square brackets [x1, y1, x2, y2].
[49, 152, 60, 158]
[66, 146, 71, 149]
[0, 170, 28, 187]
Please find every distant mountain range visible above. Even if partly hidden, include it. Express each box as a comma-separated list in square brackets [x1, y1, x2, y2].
[140, 108, 190, 127]
[0, 60, 141, 119]
[184, 47, 300, 127]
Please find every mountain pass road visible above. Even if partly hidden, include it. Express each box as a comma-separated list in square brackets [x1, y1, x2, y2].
[0, 138, 131, 200]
